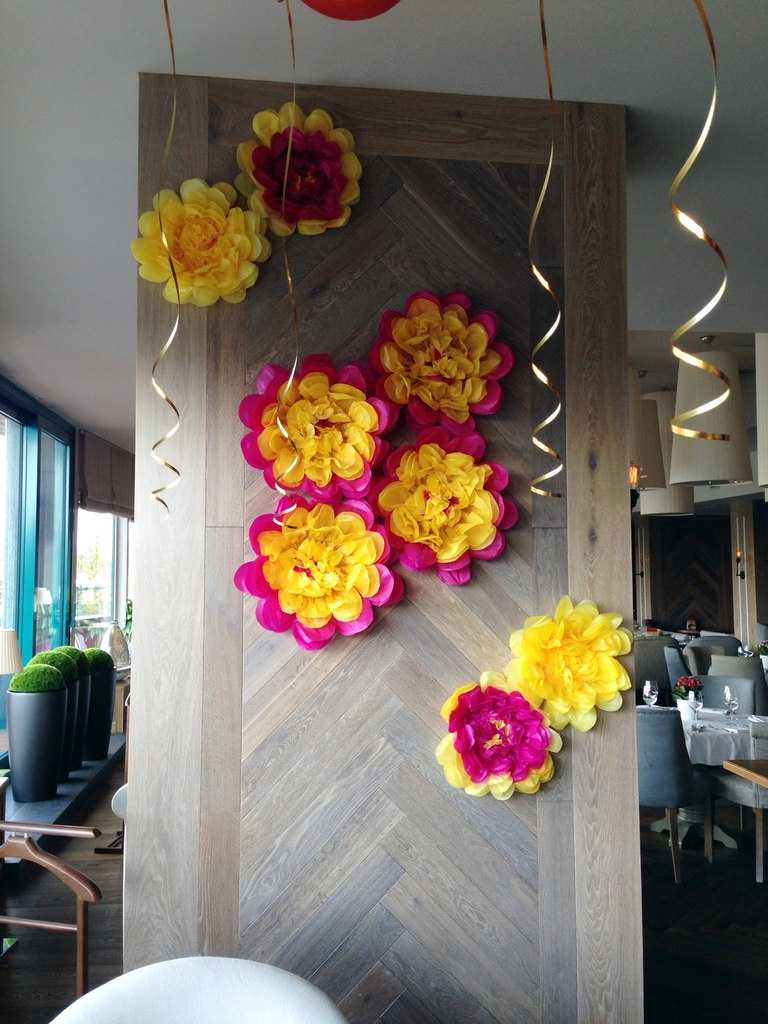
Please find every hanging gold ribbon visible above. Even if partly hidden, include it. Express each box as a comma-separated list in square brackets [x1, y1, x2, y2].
[669, 0, 729, 441]
[529, 0, 563, 498]
[272, 0, 302, 527]
[150, 0, 183, 512]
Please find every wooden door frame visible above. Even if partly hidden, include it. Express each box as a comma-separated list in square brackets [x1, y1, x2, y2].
[130, 73, 641, 1021]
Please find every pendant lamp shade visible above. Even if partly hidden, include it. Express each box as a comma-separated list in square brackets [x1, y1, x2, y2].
[0, 628, 23, 675]
[637, 399, 666, 489]
[639, 391, 695, 515]
[669, 350, 752, 485]
[756, 333, 768, 486]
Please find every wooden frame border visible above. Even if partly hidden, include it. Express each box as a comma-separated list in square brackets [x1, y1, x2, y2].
[129, 74, 642, 1020]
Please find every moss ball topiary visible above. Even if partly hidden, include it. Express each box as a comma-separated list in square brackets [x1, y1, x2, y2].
[84, 648, 115, 674]
[28, 650, 78, 686]
[54, 645, 89, 677]
[10, 664, 65, 693]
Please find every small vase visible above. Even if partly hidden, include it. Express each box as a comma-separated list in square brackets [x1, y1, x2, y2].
[7, 688, 66, 802]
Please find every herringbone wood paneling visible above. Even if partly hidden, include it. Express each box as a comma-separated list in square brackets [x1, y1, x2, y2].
[238, 144, 549, 1024]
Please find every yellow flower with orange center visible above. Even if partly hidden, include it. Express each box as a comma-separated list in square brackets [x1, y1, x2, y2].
[130, 179, 271, 305]
[235, 102, 362, 237]
[506, 596, 633, 732]
[371, 291, 514, 429]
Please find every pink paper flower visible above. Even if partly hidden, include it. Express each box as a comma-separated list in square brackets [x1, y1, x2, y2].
[369, 291, 514, 434]
[374, 427, 518, 585]
[239, 354, 397, 501]
[234, 495, 403, 651]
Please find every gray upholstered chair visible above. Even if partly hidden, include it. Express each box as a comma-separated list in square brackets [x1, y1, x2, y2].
[636, 706, 712, 882]
[699, 631, 742, 655]
[664, 646, 690, 692]
[709, 719, 768, 882]
[684, 638, 726, 675]
[708, 655, 768, 714]
[756, 623, 768, 644]
[700, 676, 758, 716]
[635, 636, 677, 705]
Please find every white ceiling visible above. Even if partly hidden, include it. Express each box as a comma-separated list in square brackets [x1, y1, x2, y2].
[1, 0, 767, 451]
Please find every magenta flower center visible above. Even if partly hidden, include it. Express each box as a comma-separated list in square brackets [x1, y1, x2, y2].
[448, 686, 551, 784]
[252, 128, 347, 224]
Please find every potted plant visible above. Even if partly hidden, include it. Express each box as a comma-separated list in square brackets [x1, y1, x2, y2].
[672, 676, 703, 725]
[757, 642, 768, 673]
[83, 649, 116, 761]
[6, 664, 66, 802]
[28, 650, 79, 781]
[55, 645, 91, 771]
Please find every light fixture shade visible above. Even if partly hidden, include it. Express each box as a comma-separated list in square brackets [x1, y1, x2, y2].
[0, 628, 23, 675]
[628, 369, 642, 471]
[639, 391, 695, 515]
[669, 349, 752, 485]
[756, 333, 768, 486]
[637, 399, 666, 489]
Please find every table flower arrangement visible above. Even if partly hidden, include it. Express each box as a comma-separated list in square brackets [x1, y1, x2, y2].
[671, 675, 702, 702]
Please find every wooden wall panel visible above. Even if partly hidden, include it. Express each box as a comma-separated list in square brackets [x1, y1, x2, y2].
[128, 74, 642, 1022]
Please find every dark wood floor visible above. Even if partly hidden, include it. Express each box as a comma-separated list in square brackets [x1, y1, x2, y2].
[642, 807, 768, 1023]
[0, 761, 124, 1023]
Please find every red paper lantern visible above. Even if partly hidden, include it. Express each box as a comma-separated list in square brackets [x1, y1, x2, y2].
[300, 0, 401, 20]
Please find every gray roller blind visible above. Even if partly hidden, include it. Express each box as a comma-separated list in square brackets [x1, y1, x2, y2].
[77, 430, 134, 519]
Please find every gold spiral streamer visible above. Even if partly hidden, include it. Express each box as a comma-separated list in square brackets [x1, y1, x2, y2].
[272, 0, 302, 528]
[669, 0, 730, 441]
[150, 0, 183, 513]
[529, 0, 563, 497]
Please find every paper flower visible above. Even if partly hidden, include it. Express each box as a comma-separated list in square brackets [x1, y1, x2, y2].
[370, 291, 514, 433]
[235, 102, 362, 236]
[130, 179, 271, 305]
[435, 671, 562, 799]
[506, 596, 633, 732]
[235, 496, 403, 650]
[374, 426, 518, 584]
[240, 355, 397, 501]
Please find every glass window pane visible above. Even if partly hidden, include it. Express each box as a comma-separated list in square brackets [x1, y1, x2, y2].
[75, 509, 116, 624]
[35, 432, 70, 652]
[0, 412, 23, 629]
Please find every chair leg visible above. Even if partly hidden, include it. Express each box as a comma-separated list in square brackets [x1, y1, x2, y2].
[667, 807, 682, 883]
[704, 796, 714, 864]
[756, 808, 764, 884]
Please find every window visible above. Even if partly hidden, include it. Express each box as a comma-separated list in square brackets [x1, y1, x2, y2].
[0, 412, 23, 630]
[34, 432, 71, 653]
[74, 509, 129, 626]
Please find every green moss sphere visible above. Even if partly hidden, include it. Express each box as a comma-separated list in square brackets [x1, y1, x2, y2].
[28, 650, 78, 686]
[84, 648, 115, 674]
[10, 664, 65, 693]
[54, 645, 89, 677]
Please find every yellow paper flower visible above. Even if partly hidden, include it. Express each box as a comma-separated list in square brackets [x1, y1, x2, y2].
[506, 596, 633, 732]
[131, 179, 271, 306]
[235, 102, 362, 236]
[435, 671, 562, 800]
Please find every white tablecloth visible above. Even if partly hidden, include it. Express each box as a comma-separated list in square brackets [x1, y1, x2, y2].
[683, 710, 751, 765]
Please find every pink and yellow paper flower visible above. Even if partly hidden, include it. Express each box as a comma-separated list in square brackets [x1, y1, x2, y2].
[506, 596, 633, 732]
[370, 291, 514, 433]
[130, 179, 271, 305]
[239, 355, 397, 501]
[235, 102, 362, 236]
[235, 496, 403, 650]
[374, 427, 518, 584]
[435, 671, 562, 799]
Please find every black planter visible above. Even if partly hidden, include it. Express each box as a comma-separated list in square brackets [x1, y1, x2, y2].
[84, 668, 116, 761]
[7, 687, 66, 802]
[59, 676, 78, 782]
[70, 673, 91, 770]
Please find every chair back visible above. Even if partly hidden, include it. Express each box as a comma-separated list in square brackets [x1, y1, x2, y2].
[701, 676, 757, 716]
[708, 656, 768, 714]
[635, 636, 676, 702]
[684, 645, 712, 677]
[750, 718, 768, 759]
[664, 646, 689, 688]
[636, 707, 698, 808]
[697, 632, 742, 655]
[756, 623, 768, 644]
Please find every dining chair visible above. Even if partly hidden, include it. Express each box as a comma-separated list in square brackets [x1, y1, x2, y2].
[635, 635, 677, 705]
[664, 646, 690, 690]
[50, 956, 349, 1023]
[700, 676, 757, 716]
[708, 655, 768, 714]
[684, 638, 726, 675]
[699, 632, 743, 655]
[636, 706, 712, 882]
[708, 719, 768, 882]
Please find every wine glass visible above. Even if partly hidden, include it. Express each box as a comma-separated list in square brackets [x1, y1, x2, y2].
[643, 680, 659, 708]
[688, 689, 703, 731]
[723, 685, 739, 717]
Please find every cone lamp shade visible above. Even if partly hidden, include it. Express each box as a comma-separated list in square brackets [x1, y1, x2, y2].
[639, 391, 695, 515]
[0, 628, 23, 675]
[756, 333, 768, 486]
[669, 350, 752, 485]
